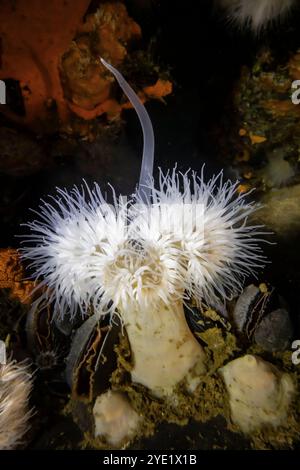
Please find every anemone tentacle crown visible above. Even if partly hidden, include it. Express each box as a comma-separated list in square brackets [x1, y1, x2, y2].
[217, 0, 296, 31]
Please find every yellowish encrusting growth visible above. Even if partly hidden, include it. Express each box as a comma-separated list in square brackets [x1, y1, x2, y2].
[0, 360, 33, 450]
[219, 355, 295, 433]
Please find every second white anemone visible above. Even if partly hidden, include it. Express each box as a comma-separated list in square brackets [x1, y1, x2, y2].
[21, 59, 267, 397]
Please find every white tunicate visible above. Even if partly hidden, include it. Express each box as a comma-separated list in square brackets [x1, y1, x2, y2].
[100, 57, 154, 201]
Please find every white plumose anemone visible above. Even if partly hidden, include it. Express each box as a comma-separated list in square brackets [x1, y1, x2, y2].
[21, 58, 266, 397]
[22, 184, 131, 319]
[217, 0, 296, 31]
[0, 360, 33, 450]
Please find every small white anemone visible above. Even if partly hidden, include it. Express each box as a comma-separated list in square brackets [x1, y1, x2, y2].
[0, 360, 33, 450]
[217, 0, 295, 31]
[101, 236, 185, 312]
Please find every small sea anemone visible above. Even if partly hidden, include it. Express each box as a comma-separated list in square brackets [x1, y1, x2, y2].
[217, 0, 296, 31]
[0, 360, 33, 450]
[133, 168, 267, 306]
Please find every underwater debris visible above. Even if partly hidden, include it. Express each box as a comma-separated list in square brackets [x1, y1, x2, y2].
[0, 359, 33, 450]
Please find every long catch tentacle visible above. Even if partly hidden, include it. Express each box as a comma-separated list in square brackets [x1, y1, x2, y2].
[100, 57, 154, 201]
